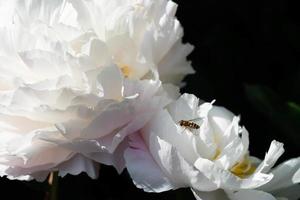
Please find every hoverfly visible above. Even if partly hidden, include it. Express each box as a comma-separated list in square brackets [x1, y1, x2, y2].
[178, 118, 202, 134]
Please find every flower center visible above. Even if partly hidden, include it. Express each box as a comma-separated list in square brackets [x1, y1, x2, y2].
[230, 155, 256, 178]
[119, 64, 133, 78]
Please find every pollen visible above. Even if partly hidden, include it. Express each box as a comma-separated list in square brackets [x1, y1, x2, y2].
[119, 64, 133, 78]
[230, 156, 256, 178]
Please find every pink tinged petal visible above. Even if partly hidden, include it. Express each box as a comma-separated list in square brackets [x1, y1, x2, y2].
[97, 65, 123, 100]
[226, 189, 277, 200]
[80, 100, 134, 139]
[192, 189, 230, 200]
[86, 138, 128, 174]
[1, 130, 74, 169]
[147, 133, 218, 191]
[259, 157, 300, 191]
[255, 140, 285, 174]
[57, 154, 99, 179]
[0, 162, 33, 180]
[96, 99, 162, 153]
[194, 157, 273, 190]
[124, 133, 175, 193]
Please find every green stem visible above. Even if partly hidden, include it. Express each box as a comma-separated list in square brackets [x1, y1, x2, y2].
[49, 171, 59, 200]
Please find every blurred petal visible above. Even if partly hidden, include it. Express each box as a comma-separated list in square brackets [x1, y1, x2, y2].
[226, 189, 276, 200]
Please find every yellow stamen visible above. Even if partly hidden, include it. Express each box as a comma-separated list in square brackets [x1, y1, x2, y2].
[230, 156, 256, 178]
[212, 148, 221, 160]
[119, 64, 133, 78]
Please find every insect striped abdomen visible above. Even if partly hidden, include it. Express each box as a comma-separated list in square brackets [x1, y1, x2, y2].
[179, 120, 200, 129]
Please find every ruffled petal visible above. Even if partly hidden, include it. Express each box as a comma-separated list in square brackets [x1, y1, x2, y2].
[147, 133, 218, 191]
[194, 157, 273, 190]
[58, 154, 99, 179]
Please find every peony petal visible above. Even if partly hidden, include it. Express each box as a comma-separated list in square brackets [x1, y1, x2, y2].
[226, 189, 277, 200]
[15, 0, 64, 25]
[194, 157, 273, 190]
[259, 157, 300, 191]
[293, 167, 300, 183]
[146, 133, 218, 191]
[124, 133, 175, 193]
[192, 189, 230, 200]
[208, 106, 235, 139]
[143, 110, 200, 164]
[255, 140, 285, 174]
[97, 65, 123, 100]
[86, 137, 128, 174]
[58, 154, 99, 179]
[166, 93, 200, 125]
[158, 41, 194, 85]
[271, 184, 300, 200]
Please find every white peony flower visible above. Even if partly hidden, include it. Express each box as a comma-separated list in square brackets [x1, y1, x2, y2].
[0, 0, 184, 181]
[124, 94, 300, 199]
[2, 0, 194, 84]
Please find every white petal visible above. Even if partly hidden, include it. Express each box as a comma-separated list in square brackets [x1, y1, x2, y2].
[86, 138, 128, 174]
[293, 167, 300, 183]
[226, 189, 276, 200]
[147, 133, 218, 191]
[58, 154, 99, 179]
[208, 106, 235, 139]
[192, 189, 230, 200]
[143, 110, 200, 164]
[194, 157, 273, 190]
[158, 41, 194, 85]
[256, 140, 285, 174]
[97, 65, 123, 100]
[167, 93, 200, 124]
[259, 157, 300, 191]
[80, 100, 133, 139]
[124, 133, 175, 193]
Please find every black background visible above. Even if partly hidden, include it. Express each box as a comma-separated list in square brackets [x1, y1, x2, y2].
[1, 1, 299, 199]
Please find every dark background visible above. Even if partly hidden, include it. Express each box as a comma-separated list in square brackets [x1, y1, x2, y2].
[1, 1, 299, 199]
